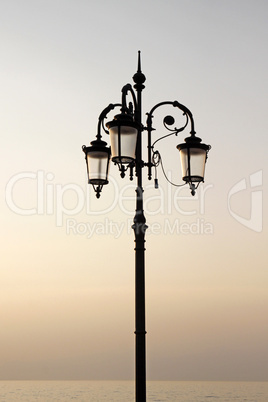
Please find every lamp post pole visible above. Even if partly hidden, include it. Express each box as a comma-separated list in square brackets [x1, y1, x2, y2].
[132, 54, 147, 402]
[82, 51, 210, 402]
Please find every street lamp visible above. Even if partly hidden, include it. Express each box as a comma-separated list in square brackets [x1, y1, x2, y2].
[82, 52, 211, 402]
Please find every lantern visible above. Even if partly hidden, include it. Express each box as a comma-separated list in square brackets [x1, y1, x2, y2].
[82, 139, 111, 198]
[106, 113, 139, 166]
[177, 135, 210, 186]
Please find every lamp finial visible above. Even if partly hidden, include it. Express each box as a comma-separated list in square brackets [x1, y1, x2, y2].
[133, 51, 146, 87]
[137, 50, 142, 73]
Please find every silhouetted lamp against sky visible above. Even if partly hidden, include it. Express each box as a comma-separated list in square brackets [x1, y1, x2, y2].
[82, 52, 211, 402]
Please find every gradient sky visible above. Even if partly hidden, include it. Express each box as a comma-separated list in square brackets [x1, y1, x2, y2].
[1, 0, 268, 381]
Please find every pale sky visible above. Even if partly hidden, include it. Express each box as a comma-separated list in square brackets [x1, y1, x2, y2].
[1, 0, 268, 381]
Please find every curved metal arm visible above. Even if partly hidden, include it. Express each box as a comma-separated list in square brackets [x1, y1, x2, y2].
[173, 101, 195, 135]
[96, 83, 139, 143]
[121, 84, 138, 122]
[152, 114, 189, 149]
[147, 100, 195, 135]
[146, 100, 196, 180]
[96, 103, 122, 140]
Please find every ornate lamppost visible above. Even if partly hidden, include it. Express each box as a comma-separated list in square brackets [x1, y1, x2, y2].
[82, 52, 211, 402]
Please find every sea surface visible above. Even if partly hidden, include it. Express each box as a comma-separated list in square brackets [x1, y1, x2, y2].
[0, 381, 267, 401]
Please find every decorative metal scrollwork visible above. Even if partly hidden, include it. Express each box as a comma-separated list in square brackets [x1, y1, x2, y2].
[152, 112, 189, 150]
[146, 100, 194, 185]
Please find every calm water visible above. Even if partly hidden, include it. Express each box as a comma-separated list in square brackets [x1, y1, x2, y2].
[0, 381, 267, 401]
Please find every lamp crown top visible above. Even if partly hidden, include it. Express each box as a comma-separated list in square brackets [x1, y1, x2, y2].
[133, 50, 146, 86]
